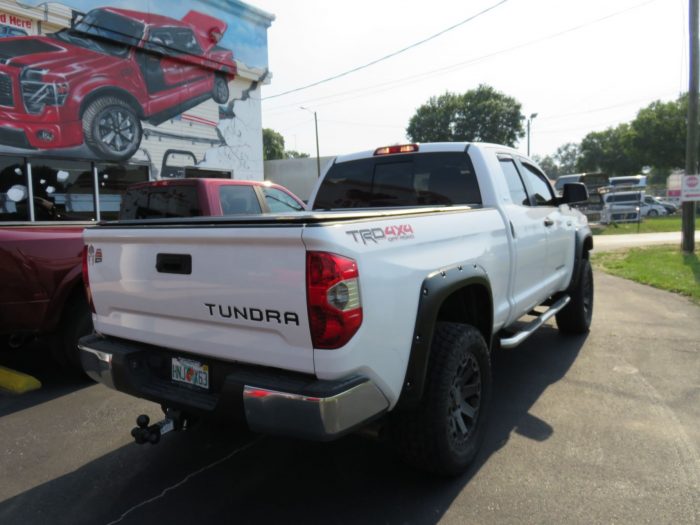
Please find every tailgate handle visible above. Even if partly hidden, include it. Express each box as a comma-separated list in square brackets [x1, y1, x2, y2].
[156, 253, 192, 275]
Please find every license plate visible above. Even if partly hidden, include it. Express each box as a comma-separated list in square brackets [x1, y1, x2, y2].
[171, 357, 209, 390]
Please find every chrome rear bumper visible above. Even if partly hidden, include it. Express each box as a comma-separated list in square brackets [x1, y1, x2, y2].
[79, 334, 389, 441]
[243, 381, 389, 440]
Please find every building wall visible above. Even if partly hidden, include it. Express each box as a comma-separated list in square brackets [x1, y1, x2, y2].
[264, 156, 335, 201]
[0, 0, 272, 181]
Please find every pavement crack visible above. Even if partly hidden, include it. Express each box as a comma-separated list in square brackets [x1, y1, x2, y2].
[104, 436, 263, 525]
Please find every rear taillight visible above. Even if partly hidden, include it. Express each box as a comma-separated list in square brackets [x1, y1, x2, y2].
[82, 245, 96, 314]
[306, 251, 362, 349]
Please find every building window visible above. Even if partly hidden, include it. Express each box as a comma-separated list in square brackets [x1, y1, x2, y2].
[96, 163, 150, 220]
[0, 156, 28, 221]
[30, 159, 96, 221]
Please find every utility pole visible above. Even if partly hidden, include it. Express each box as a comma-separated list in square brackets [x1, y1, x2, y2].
[301, 107, 321, 178]
[683, 0, 698, 253]
[527, 113, 538, 157]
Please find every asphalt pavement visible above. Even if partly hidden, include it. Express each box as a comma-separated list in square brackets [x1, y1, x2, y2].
[0, 270, 698, 524]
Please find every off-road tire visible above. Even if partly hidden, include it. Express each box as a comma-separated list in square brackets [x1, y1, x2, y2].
[391, 322, 492, 476]
[52, 297, 93, 376]
[648, 209, 659, 217]
[212, 75, 229, 104]
[556, 257, 594, 334]
[82, 96, 142, 161]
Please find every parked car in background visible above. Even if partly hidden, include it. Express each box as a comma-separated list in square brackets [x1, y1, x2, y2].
[643, 195, 678, 215]
[600, 190, 643, 224]
[554, 172, 609, 194]
[554, 172, 609, 223]
[599, 189, 667, 223]
[119, 178, 306, 220]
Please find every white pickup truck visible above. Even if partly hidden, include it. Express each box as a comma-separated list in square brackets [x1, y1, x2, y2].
[79, 142, 593, 475]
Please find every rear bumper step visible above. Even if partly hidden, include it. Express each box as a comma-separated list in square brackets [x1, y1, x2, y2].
[78, 334, 389, 441]
[500, 295, 570, 349]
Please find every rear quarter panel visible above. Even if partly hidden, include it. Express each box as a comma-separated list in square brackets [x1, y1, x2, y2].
[0, 225, 85, 333]
[304, 208, 509, 406]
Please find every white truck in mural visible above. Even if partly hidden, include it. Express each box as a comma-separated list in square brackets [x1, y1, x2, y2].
[79, 142, 594, 475]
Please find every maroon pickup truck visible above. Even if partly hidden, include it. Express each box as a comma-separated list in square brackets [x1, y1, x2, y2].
[1, 178, 305, 370]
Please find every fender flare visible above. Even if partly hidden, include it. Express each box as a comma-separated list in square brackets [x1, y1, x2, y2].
[397, 263, 493, 409]
[567, 228, 594, 292]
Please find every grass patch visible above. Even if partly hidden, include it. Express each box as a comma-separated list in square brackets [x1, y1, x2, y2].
[593, 215, 700, 235]
[592, 245, 700, 304]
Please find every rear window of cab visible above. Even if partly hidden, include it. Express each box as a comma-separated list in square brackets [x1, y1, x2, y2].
[313, 152, 481, 210]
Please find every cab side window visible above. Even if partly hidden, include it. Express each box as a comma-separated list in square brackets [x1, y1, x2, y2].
[520, 162, 556, 206]
[499, 158, 529, 206]
[262, 187, 305, 212]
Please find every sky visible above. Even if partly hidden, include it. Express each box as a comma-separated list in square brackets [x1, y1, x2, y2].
[251, 0, 687, 160]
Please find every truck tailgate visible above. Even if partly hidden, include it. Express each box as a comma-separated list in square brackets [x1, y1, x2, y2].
[83, 227, 313, 373]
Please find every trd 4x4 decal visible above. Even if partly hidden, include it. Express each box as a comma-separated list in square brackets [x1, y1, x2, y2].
[346, 224, 415, 244]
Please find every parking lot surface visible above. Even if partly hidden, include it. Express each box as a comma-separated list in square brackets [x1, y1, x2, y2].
[1, 271, 698, 525]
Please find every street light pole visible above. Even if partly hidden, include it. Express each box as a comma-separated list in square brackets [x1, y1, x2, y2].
[527, 112, 538, 157]
[683, 0, 698, 253]
[301, 106, 321, 178]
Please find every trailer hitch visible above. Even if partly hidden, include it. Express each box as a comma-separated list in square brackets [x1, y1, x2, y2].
[130, 409, 190, 445]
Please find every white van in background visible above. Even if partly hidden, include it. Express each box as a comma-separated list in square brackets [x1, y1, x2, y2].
[608, 175, 647, 190]
[600, 189, 667, 223]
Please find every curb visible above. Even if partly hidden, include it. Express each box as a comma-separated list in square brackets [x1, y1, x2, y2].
[0, 366, 42, 394]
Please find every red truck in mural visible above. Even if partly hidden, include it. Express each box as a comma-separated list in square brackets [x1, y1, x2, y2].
[1, 179, 304, 370]
[0, 7, 236, 161]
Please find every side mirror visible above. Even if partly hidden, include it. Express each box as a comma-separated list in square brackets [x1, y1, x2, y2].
[561, 182, 588, 204]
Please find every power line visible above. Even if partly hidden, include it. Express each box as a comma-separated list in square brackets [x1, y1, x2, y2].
[537, 93, 677, 121]
[264, 0, 661, 115]
[262, 0, 509, 100]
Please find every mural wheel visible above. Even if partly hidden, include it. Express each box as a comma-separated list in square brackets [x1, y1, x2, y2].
[83, 96, 142, 161]
[212, 75, 230, 104]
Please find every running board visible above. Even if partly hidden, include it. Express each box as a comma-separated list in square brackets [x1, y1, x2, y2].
[500, 295, 571, 349]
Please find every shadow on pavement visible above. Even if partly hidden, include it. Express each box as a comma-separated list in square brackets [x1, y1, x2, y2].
[0, 341, 92, 417]
[682, 252, 700, 284]
[0, 326, 586, 525]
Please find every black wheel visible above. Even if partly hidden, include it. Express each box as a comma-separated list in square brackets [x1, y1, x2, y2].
[391, 322, 492, 476]
[52, 297, 94, 377]
[82, 96, 142, 161]
[212, 75, 229, 104]
[556, 257, 594, 334]
[648, 209, 659, 217]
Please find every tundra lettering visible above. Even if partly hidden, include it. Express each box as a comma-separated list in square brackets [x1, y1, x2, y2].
[204, 303, 300, 326]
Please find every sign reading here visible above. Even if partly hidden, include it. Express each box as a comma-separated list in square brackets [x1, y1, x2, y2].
[0, 13, 33, 30]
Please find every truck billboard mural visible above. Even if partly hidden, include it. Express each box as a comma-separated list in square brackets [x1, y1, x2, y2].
[0, 0, 271, 177]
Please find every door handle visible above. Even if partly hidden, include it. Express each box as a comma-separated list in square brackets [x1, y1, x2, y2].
[544, 218, 554, 227]
[156, 253, 192, 275]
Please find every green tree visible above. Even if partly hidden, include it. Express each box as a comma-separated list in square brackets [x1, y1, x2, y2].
[631, 95, 686, 170]
[577, 123, 640, 175]
[406, 85, 524, 146]
[285, 150, 310, 159]
[553, 142, 581, 175]
[263, 128, 285, 160]
[532, 154, 559, 178]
